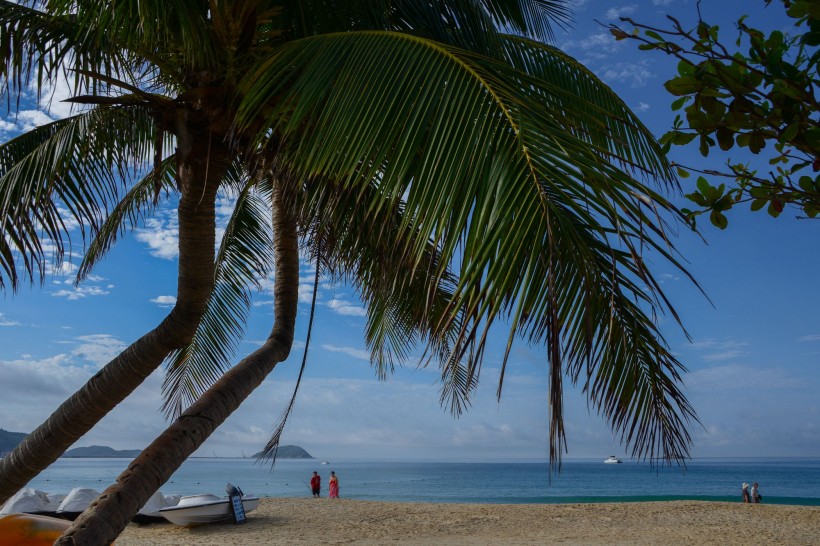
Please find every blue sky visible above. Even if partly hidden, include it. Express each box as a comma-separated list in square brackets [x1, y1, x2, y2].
[0, 0, 817, 462]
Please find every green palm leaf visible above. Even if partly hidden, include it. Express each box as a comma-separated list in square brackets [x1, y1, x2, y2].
[0, 105, 155, 289]
[239, 29, 697, 463]
[76, 155, 176, 283]
[161, 175, 274, 418]
[295, 171, 483, 415]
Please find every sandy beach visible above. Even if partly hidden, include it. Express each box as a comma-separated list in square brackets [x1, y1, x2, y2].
[114, 498, 820, 545]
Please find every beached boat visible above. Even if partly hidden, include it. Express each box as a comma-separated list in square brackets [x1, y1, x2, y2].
[55, 488, 100, 520]
[0, 513, 71, 545]
[158, 493, 259, 526]
[604, 455, 622, 464]
[0, 488, 64, 518]
[133, 491, 182, 524]
[0, 487, 102, 521]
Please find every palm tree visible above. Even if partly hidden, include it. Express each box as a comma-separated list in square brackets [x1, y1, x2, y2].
[0, 2, 700, 542]
[0, 3, 234, 502]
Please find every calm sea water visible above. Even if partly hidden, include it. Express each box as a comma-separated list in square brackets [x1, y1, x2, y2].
[21, 458, 820, 506]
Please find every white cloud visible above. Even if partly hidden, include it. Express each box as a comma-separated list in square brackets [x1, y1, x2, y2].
[55, 206, 83, 233]
[685, 365, 817, 456]
[151, 295, 177, 307]
[52, 285, 110, 300]
[798, 334, 820, 342]
[452, 423, 521, 446]
[690, 339, 748, 362]
[635, 101, 651, 113]
[601, 60, 654, 87]
[134, 190, 251, 261]
[561, 32, 619, 56]
[686, 364, 800, 392]
[0, 354, 85, 400]
[11, 110, 55, 132]
[71, 334, 127, 367]
[135, 214, 180, 260]
[321, 344, 371, 361]
[52, 261, 79, 276]
[0, 313, 20, 327]
[327, 298, 366, 317]
[0, 353, 168, 449]
[215, 193, 241, 220]
[0, 118, 16, 133]
[299, 282, 316, 303]
[652, 0, 673, 5]
[606, 5, 638, 20]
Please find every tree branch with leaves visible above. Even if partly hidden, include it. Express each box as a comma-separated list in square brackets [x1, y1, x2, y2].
[608, 0, 820, 227]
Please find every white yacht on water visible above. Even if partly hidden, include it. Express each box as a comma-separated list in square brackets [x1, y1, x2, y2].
[604, 455, 622, 464]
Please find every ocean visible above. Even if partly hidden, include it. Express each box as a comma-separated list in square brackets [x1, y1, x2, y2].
[21, 457, 820, 506]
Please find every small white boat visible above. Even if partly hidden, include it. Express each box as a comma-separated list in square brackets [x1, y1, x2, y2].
[55, 488, 100, 520]
[0, 488, 64, 517]
[134, 491, 182, 524]
[321, 461, 329, 465]
[604, 455, 622, 464]
[158, 493, 259, 526]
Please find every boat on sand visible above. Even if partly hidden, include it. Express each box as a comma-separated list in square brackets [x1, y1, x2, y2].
[55, 488, 100, 520]
[0, 513, 71, 545]
[158, 493, 259, 526]
[0, 488, 64, 518]
[133, 491, 182, 524]
[0, 487, 102, 521]
[1, 484, 257, 527]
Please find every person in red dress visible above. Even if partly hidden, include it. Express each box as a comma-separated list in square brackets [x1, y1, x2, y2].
[328, 471, 339, 499]
[310, 471, 321, 498]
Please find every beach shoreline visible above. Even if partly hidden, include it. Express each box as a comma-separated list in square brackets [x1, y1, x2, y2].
[115, 498, 820, 545]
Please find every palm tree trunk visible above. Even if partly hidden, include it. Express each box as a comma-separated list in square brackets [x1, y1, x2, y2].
[0, 126, 229, 505]
[55, 181, 300, 546]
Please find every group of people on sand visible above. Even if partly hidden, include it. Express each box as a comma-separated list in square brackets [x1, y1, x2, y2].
[310, 470, 340, 499]
[741, 482, 762, 503]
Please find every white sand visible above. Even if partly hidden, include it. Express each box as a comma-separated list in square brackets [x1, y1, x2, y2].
[114, 498, 820, 545]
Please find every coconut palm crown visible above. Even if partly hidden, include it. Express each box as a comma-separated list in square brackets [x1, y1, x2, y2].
[0, 1, 699, 543]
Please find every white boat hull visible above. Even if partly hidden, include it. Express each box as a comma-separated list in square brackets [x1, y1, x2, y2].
[158, 494, 259, 526]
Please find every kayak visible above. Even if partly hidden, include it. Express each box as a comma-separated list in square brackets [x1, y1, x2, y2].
[0, 513, 71, 545]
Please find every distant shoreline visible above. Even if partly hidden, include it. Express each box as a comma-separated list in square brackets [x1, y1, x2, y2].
[54, 455, 316, 461]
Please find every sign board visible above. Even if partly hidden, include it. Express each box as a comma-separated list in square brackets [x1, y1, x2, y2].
[229, 494, 246, 524]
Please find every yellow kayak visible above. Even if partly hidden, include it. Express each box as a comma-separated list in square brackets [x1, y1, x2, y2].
[0, 513, 71, 545]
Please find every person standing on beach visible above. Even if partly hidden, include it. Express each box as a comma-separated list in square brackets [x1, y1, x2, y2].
[328, 471, 340, 499]
[751, 482, 762, 503]
[741, 483, 751, 503]
[310, 471, 321, 498]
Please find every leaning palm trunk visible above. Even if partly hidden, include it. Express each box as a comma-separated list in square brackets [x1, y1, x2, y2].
[55, 182, 299, 546]
[0, 135, 229, 504]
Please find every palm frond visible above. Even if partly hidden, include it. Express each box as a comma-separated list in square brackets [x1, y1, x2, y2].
[45, 0, 216, 77]
[0, 1, 154, 103]
[240, 30, 697, 464]
[161, 175, 274, 419]
[482, 0, 572, 40]
[0, 1, 79, 100]
[76, 155, 176, 283]
[0, 105, 156, 289]
[256, 249, 320, 464]
[295, 172, 480, 415]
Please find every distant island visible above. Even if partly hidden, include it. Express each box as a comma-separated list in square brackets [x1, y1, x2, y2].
[1, 429, 152, 458]
[62, 445, 143, 458]
[251, 445, 313, 459]
[0, 428, 27, 456]
[2, 428, 313, 460]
